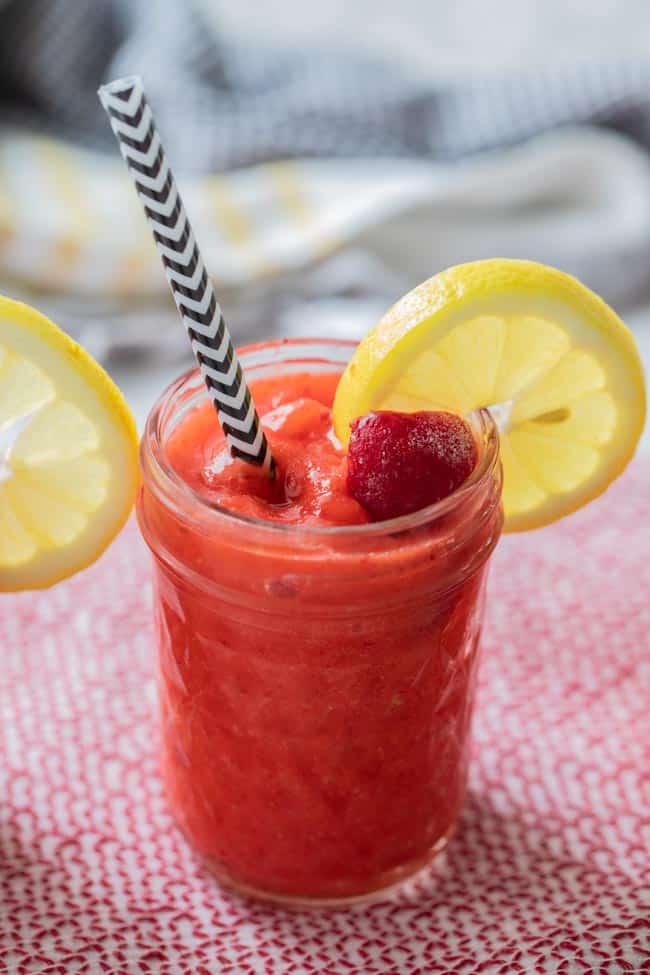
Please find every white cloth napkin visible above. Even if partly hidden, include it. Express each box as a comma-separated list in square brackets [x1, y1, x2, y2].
[2, 125, 649, 305]
[2, 123, 650, 374]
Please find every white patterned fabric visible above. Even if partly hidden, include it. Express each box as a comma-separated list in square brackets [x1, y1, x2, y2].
[3, 0, 650, 170]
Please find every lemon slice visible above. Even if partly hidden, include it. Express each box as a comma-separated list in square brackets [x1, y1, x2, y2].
[0, 296, 139, 590]
[333, 260, 646, 532]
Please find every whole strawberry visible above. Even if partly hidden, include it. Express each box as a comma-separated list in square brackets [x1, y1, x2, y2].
[347, 410, 477, 522]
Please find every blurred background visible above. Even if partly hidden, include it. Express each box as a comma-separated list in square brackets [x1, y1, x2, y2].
[0, 0, 649, 438]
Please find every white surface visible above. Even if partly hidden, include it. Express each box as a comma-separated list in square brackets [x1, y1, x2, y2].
[202, 0, 650, 77]
[627, 308, 650, 451]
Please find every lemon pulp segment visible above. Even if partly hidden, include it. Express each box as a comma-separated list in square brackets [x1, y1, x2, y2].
[0, 296, 139, 590]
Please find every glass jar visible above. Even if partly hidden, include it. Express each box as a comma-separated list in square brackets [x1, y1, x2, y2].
[137, 339, 503, 906]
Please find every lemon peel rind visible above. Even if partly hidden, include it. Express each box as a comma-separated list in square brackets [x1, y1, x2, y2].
[333, 260, 646, 533]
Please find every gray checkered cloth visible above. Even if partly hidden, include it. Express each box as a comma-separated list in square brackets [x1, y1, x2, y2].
[1, 0, 650, 173]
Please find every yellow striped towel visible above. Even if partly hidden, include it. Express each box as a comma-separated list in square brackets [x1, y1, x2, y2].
[1, 126, 649, 310]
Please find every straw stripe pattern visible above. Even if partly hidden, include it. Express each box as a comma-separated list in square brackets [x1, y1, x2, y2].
[98, 76, 275, 473]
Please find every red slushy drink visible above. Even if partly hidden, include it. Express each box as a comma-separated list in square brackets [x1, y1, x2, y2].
[137, 339, 503, 904]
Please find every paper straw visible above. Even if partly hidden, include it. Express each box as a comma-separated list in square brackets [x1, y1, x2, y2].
[98, 75, 275, 475]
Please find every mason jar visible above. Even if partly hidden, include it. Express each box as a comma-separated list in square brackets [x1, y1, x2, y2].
[137, 339, 503, 906]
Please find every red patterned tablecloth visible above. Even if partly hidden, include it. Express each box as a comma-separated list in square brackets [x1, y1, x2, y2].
[1, 461, 649, 975]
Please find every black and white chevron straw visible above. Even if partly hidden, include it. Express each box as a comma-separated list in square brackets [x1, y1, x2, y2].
[98, 75, 275, 475]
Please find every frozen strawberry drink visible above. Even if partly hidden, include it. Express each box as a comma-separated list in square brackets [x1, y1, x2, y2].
[137, 339, 503, 904]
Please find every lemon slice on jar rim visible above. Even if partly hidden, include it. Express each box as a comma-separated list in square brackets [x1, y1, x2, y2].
[0, 296, 139, 591]
[333, 260, 646, 532]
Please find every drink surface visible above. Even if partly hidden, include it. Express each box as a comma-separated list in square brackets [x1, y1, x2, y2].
[167, 371, 370, 526]
[140, 365, 502, 901]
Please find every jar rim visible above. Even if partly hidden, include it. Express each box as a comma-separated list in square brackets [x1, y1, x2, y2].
[140, 337, 501, 539]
